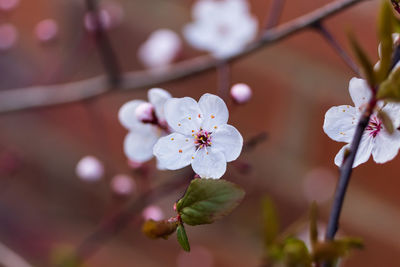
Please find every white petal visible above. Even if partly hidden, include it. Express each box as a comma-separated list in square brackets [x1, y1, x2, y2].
[124, 125, 160, 162]
[334, 134, 373, 167]
[183, 22, 216, 51]
[348, 78, 371, 108]
[382, 102, 400, 128]
[164, 97, 203, 135]
[198, 93, 229, 132]
[211, 124, 243, 162]
[118, 100, 145, 129]
[153, 133, 196, 170]
[372, 130, 400, 163]
[323, 105, 359, 143]
[191, 148, 226, 179]
[148, 88, 171, 122]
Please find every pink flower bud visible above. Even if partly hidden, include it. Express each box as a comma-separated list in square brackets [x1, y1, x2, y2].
[75, 156, 104, 182]
[127, 159, 143, 169]
[138, 29, 181, 69]
[110, 174, 135, 195]
[0, 24, 17, 51]
[101, 1, 124, 28]
[84, 10, 111, 32]
[230, 83, 252, 104]
[0, 0, 19, 11]
[142, 205, 164, 221]
[135, 102, 154, 122]
[34, 19, 58, 43]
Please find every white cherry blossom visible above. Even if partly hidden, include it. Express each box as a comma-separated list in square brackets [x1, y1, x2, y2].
[183, 0, 258, 59]
[119, 88, 172, 165]
[138, 29, 181, 69]
[153, 93, 243, 179]
[323, 77, 400, 168]
[76, 156, 104, 182]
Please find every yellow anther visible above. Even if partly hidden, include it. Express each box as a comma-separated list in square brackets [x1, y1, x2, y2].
[178, 123, 181, 126]
[211, 115, 215, 119]
[188, 117, 191, 120]
[179, 149, 182, 153]
[171, 138, 174, 141]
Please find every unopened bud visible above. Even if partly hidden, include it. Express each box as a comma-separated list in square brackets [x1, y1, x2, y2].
[135, 102, 155, 122]
[84, 10, 111, 32]
[138, 29, 181, 69]
[35, 19, 58, 43]
[110, 174, 135, 195]
[75, 156, 104, 182]
[142, 205, 164, 221]
[230, 83, 252, 104]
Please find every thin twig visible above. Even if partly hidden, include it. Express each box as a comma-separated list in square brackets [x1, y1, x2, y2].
[217, 61, 231, 100]
[0, 0, 367, 113]
[85, 0, 121, 86]
[312, 22, 360, 75]
[264, 0, 286, 30]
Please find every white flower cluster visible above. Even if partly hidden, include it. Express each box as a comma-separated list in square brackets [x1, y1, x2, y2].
[183, 0, 258, 58]
[119, 90, 243, 179]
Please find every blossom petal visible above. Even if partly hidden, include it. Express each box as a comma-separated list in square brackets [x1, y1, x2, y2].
[198, 93, 229, 132]
[164, 97, 203, 135]
[153, 133, 196, 170]
[124, 125, 160, 162]
[118, 100, 145, 129]
[334, 134, 373, 167]
[191, 148, 226, 179]
[382, 102, 400, 128]
[348, 78, 371, 108]
[211, 124, 243, 162]
[323, 105, 359, 143]
[148, 88, 171, 122]
[372, 131, 400, 163]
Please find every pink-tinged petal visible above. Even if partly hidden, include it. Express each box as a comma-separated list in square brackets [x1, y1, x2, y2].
[372, 130, 400, 163]
[348, 78, 371, 108]
[323, 105, 359, 143]
[76, 156, 104, 182]
[118, 100, 145, 129]
[153, 133, 196, 170]
[198, 94, 228, 132]
[148, 88, 171, 122]
[211, 124, 243, 162]
[123, 125, 160, 162]
[334, 134, 373, 167]
[164, 97, 202, 135]
[191, 148, 226, 179]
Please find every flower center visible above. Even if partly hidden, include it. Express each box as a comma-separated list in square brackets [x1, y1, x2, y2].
[194, 129, 212, 149]
[366, 115, 382, 138]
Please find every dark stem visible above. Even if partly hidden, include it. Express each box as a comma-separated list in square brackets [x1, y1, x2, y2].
[85, 0, 121, 87]
[312, 22, 360, 75]
[265, 0, 286, 29]
[217, 62, 231, 100]
[323, 97, 376, 266]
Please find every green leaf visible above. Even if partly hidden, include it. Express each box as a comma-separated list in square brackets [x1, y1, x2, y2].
[309, 202, 318, 248]
[142, 219, 179, 239]
[176, 178, 245, 226]
[376, 1, 394, 83]
[283, 238, 312, 267]
[378, 109, 395, 134]
[377, 66, 400, 101]
[177, 223, 191, 252]
[313, 237, 363, 262]
[348, 32, 375, 87]
[262, 196, 280, 246]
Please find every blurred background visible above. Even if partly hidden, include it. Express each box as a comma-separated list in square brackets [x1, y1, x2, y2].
[0, 0, 397, 266]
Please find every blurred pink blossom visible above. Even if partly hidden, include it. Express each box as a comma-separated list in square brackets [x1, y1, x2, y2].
[0, 24, 17, 51]
[142, 205, 164, 221]
[84, 1, 124, 32]
[138, 29, 181, 69]
[75, 156, 104, 182]
[110, 174, 136, 195]
[302, 167, 336, 204]
[230, 83, 252, 104]
[34, 19, 58, 43]
[135, 102, 155, 123]
[0, 0, 19, 11]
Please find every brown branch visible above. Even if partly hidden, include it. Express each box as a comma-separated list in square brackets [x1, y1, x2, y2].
[0, 0, 367, 113]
